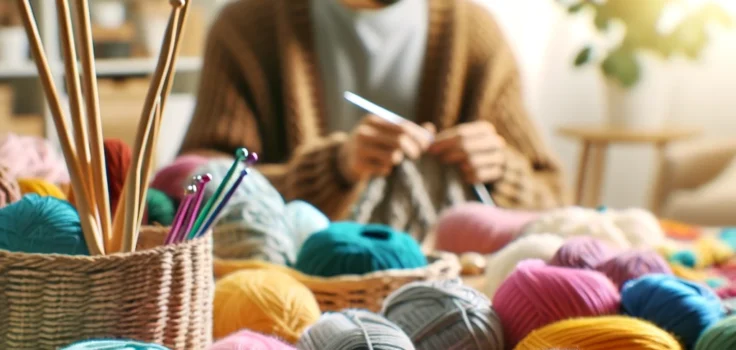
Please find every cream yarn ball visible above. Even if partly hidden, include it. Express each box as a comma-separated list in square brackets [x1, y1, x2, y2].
[523, 207, 630, 249]
[606, 208, 665, 248]
[483, 233, 566, 298]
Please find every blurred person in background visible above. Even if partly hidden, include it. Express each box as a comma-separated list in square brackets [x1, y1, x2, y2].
[179, 0, 569, 219]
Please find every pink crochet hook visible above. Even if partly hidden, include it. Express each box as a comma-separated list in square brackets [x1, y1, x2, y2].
[164, 183, 197, 245]
[176, 173, 211, 243]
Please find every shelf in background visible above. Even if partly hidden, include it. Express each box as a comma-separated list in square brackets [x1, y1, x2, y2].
[0, 57, 203, 79]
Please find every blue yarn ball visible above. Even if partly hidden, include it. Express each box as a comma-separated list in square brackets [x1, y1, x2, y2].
[61, 339, 170, 350]
[0, 194, 88, 255]
[294, 221, 428, 277]
[720, 228, 736, 250]
[621, 274, 724, 348]
[284, 200, 330, 248]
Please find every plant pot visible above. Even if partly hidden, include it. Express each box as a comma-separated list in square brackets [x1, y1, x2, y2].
[0, 26, 28, 65]
[91, 0, 127, 29]
[605, 53, 672, 130]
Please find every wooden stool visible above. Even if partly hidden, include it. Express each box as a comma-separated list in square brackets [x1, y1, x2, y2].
[558, 125, 701, 212]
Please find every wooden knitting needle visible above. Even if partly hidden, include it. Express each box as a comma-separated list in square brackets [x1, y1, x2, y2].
[55, 0, 100, 231]
[121, 0, 185, 253]
[73, 0, 114, 253]
[16, 0, 104, 255]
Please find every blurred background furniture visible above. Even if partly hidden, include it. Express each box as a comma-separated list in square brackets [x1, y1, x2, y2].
[558, 125, 701, 208]
[655, 139, 736, 227]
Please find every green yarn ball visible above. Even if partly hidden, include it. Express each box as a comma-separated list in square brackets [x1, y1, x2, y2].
[294, 221, 428, 277]
[695, 315, 736, 350]
[146, 189, 175, 226]
[61, 339, 170, 349]
[670, 249, 697, 268]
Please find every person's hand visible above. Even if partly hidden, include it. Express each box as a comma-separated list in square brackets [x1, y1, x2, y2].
[428, 120, 506, 184]
[338, 115, 435, 183]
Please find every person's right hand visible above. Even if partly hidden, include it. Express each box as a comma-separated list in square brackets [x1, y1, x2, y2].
[338, 115, 435, 183]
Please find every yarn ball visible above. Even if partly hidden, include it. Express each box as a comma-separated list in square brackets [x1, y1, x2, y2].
[0, 194, 88, 255]
[151, 154, 208, 202]
[523, 206, 631, 249]
[492, 259, 620, 346]
[515, 316, 682, 350]
[103, 138, 132, 214]
[297, 309, 415, 350]
[0, 165, 21, 208]
[549, 236, 615, 269]
[621, 274, 724, 348]
[0, 133, 69, 184]
[16, 178, 66, 200]
[145, 189, 175, 226]
[284, 200, 330, 248]
[595, 249, 673, 289]
[695, 315, 736, 350]
[209, 330, 295, 350]
[295, 221, 427, 277]
[606, 207, 666, 248]
[482, 233, 565, 298]
[61, 339, 170, 349]
[434, 203, 540, 254]
[213, 269, 320, 343]
[214, 198, 296, 265]
[382, 279, 504, 349]
[670, 249, 698, 268]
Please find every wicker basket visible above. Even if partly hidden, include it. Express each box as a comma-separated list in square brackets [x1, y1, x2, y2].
[214, 251, 461, 313]
[0, 226, 214, 350]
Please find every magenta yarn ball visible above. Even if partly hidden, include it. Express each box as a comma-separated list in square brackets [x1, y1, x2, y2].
[595, 249, 673, 289]
[549, 236, 616, 269]
[492, 259, 621, 347]
[151, 154, 209, 202]
[434, 203, 540, 254]
[208, 330, 295, 350]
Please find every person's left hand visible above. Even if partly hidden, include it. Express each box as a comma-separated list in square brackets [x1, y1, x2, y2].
[428, 120, 506, 184]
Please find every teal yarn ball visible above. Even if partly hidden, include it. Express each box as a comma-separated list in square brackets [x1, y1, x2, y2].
[695, 315, 736, 350]
[146, 188, 175, 226]
[284, 200, 330, 248]
[720, 228, 736, 250]
[0, 194, 88, 255]
[621, 274, 724, 348]
[294, 221, 428, 277]
[670, 249, 697, 268]
[61, 339, 170, 350]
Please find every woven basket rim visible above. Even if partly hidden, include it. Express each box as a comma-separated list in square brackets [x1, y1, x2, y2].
[0, 227, 209, 263]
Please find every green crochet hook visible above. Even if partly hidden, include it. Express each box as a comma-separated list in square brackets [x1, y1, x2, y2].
[186, 147, 249, 239]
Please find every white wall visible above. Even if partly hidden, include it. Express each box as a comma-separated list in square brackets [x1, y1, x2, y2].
[478, 0, 736, 208]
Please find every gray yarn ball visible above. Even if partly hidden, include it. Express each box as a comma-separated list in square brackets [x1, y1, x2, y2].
[381, 279, 504, 350]
[297, 309, 415, 350]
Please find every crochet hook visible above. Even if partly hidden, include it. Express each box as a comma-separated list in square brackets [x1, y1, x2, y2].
[343, 91, 496, 206]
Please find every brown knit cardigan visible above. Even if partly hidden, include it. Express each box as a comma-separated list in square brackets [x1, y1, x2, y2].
[179, 0, 570, 220]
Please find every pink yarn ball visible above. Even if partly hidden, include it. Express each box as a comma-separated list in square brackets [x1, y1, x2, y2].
[208, 330, 295, 350]
[595, 250, 673, 289]
[549, 236, 616, 269]
[434, 203, 540, 254]
[493, 259, 620, 347]
[151, 154, 209, 202]
[0, 133, 69, 184]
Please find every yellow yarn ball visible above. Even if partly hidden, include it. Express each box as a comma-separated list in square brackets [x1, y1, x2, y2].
[16, 178, 66, 200]
[213, 268, 321, 343]
[516, 316, 682, 350]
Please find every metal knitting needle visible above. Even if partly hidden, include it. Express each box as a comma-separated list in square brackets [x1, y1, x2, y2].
[343, 91, 496, 206]
[164, 183, 197, 245]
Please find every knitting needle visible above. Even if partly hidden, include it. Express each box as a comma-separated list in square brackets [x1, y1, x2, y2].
[186, 148, 249, 240]
[179, 174, 211, 243]
[73, 0, 113, 252]
[196, 153, 258, 238]
[159, 0, 191, 111]
[17, 0, 104, 255]
[56, 0, 102, 238]
[121, 1, 184, 252]
[343, 91, 496, 207]
[164, 183, 196, 245]
[135, 99, 163, 230]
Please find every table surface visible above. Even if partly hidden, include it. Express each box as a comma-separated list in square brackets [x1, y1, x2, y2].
[558, 125, 701, 144]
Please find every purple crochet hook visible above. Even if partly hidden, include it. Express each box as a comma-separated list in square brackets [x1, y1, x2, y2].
[176, 173, 212, 243]
[195, 153, 258, 238]
[164, 184, 197, 245]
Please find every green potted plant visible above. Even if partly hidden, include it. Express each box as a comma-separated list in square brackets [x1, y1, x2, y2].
[558, 0, 733, 128]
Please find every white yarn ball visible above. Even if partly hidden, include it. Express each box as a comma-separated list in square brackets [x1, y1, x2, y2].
[606, 208, 665, 248]
[523, 206, 630, 249]
[285, 200, 330, 248]
[483, 233, 566, 298]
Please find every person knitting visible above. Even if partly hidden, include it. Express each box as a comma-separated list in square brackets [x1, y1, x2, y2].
[179, 0, 569, 237]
